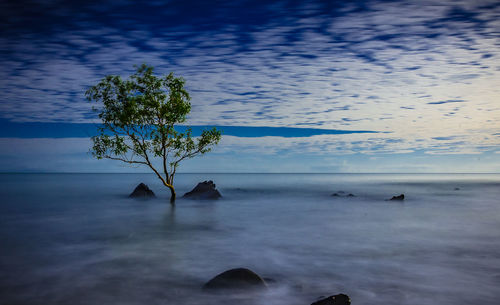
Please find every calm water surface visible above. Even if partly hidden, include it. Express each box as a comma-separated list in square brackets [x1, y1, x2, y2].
[1, 173, 500, 305]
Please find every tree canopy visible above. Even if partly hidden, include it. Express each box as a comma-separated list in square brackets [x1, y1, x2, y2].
[86, 64, 221, 203]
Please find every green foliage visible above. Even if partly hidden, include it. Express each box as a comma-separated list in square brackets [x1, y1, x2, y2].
[86, 64, 222, 191]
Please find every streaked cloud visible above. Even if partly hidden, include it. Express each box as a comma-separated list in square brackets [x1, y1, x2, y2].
[427, 100, 466, 105]
[1, 136, 499, 173]
[0, 0, 499, 166]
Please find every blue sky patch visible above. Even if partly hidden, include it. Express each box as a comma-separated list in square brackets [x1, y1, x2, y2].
[0, 120, 379, 139]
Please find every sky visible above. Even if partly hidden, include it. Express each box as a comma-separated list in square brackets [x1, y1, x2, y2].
[0, 0, 499, 173]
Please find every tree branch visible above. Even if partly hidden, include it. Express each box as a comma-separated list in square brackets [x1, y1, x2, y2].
[104, 155, 148, 165]
[127, 124, 172, 188]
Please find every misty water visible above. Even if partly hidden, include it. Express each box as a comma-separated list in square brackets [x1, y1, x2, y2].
[1, 173, 500, 305]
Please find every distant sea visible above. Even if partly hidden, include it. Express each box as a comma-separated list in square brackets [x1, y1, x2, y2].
[1, 173, 500, 305]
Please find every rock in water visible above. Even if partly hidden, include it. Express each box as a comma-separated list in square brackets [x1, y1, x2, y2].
[129, 183, 155, 198]
[203, 268, 266, 290]
[183, 180, 221, 200]
[311, 294, 351, 305]
[331, 191, 355, 197]
[389, 194, 404, 201]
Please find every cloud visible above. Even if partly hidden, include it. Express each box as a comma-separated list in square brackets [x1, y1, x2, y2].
[0, 0, 499, 156]
[213, 133, 497, 156]
[1, 136, 499, 173]
[427, 100, 466, 105]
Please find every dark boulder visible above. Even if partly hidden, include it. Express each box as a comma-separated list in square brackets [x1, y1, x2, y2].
[389, 194, 404, 201]
[311, 294, 351, 305]
[183, 180, 221, 200]
[203, 268, 266, 290]
[129, 183, 155, 198]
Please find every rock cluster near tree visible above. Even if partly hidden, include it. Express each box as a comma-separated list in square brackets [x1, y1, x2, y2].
[183, 180, 222, 200]
[129, 183, 155, 198]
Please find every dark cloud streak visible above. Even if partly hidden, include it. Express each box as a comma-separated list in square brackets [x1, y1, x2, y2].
[427, 99, 466, 105]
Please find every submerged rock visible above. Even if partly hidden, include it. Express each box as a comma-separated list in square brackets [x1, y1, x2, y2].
[389, 194, 404, 201]
[331, 191, 355, 197]
[129, 183, 155, 198]
[183, 180, 221, 200]
[311, 294, 351, 305]
[203, 268, 266, 290]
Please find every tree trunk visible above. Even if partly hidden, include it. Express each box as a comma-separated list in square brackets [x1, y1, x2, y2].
[168, 185, 176, 204]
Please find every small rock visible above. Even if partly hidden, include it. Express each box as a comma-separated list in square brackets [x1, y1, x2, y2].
[183, 180, 222, 200]
[129, 183, 155, 198]
[331, 191, 355, 197]
[203, 268, 266, 290]
[389, 194, 404, 201]
[311, 294, 351, 305]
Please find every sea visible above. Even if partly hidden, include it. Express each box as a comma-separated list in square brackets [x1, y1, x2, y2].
[1, 173, 499, 305]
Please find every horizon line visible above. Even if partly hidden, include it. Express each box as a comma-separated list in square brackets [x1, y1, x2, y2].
[1, 172, 499, 174]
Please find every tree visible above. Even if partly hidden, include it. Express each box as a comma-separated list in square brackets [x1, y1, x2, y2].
[86, 64, 221, 204]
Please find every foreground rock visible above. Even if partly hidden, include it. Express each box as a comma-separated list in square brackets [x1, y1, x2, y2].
[311, 294, 351, 305]
[183, 180, 222, 200]
[389, 194, 404, 201]
[331, 191, 355, 197]
[203, 268, 266, 290]
[129, 183, 155, 198]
